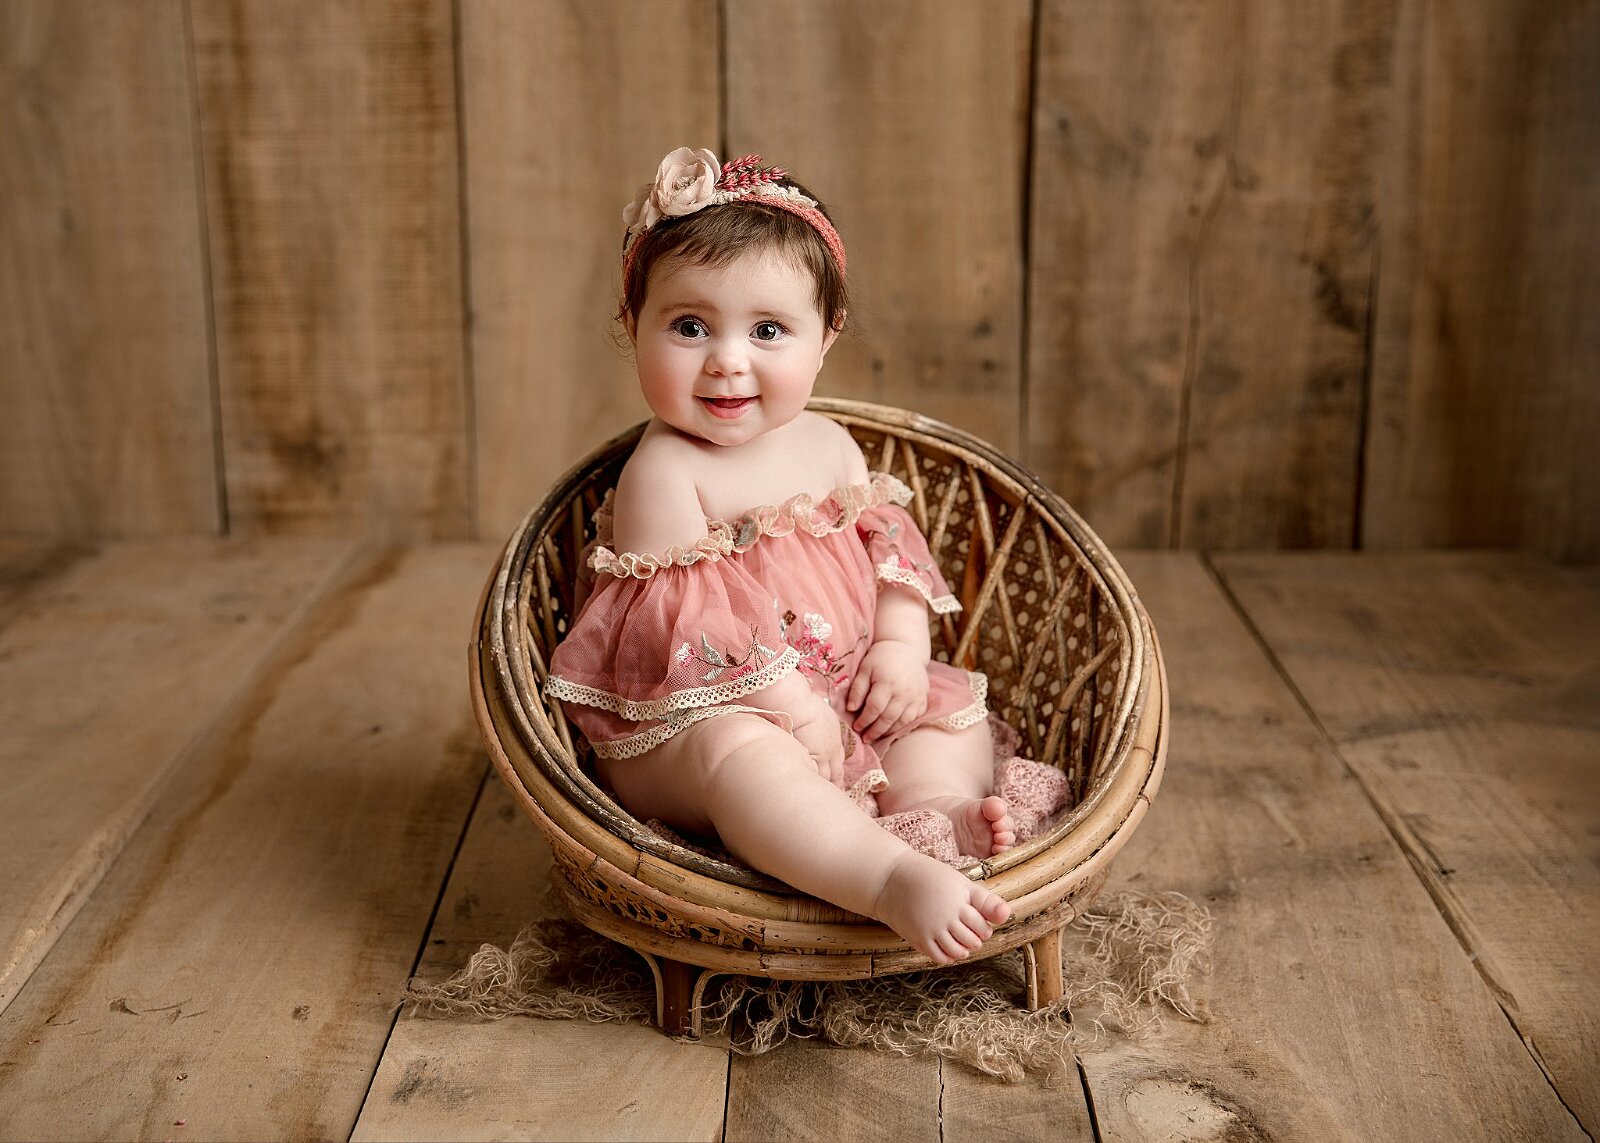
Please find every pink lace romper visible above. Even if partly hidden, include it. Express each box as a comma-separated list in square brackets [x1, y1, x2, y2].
[547, 471, 989, 778]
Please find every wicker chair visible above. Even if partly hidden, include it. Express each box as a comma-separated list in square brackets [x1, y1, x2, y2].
[469, 399, 1167, 1036]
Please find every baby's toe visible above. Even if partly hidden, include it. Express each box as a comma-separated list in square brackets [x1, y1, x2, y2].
[951, 921, 985, 951]
[973, 888, 1011, 926]
[958, 903, 994, 940]
[935, 931, 973, 961]
[981, 797, 1016, 841]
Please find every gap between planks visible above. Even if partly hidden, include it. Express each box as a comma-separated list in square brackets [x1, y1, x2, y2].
[349, 760, 494, 1139]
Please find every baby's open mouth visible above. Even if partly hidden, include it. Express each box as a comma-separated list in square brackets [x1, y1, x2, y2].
[700, 396, 756, 419]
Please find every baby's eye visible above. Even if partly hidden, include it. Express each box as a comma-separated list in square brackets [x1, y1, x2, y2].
[752, 321, 785, 342]
[671, 317, 707, 338]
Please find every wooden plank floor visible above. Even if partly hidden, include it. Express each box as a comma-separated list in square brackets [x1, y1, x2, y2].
[0, 544, 1593, 1141]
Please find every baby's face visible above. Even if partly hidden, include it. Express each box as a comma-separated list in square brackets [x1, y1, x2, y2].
[628, 247, 839, 448]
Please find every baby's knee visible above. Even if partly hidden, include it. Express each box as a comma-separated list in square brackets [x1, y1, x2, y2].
[690, 713, 811, 792]
[599, 713, 803, 831]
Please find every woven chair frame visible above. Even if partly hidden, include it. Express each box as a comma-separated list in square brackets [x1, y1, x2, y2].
[471, 399, 1165, 985]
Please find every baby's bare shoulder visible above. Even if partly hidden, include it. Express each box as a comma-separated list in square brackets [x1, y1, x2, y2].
[611, 433, 709, 555]
[801, 412, 869, 485]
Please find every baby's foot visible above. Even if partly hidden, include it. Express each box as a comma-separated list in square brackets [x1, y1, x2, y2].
[946, 795, 1016, 858]
[872, 851, 1012, 965]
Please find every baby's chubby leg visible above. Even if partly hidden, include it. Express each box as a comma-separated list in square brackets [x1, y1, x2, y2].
[875, 720, 1016, 858]
[598, 714, 1010, 964]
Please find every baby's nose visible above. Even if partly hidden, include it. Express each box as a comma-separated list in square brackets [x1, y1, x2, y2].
[705, 337, 749, 376]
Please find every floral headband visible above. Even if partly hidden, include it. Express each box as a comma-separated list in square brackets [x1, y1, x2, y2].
[620, 148, 847, 294]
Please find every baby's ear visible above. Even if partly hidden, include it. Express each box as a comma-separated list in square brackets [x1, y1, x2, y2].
[621, 308, 638, 343]
[821, 312, 845, 358]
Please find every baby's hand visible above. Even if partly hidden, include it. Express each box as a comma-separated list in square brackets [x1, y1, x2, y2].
[791, 696, 848, 787]
[848, 639, 930, 742]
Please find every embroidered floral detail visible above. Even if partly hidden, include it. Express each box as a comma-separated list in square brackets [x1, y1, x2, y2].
[588, 472, 914, 579]
[778, 607, 865, 690]
[678, 625, 781, 683]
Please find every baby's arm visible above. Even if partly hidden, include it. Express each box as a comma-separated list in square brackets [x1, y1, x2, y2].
[610, 437, 711, 559]
[848, 586, 932, 741]
[832, 426, 934, 740]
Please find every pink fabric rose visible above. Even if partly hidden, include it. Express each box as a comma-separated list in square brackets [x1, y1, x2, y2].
[622, 147, 720, 236]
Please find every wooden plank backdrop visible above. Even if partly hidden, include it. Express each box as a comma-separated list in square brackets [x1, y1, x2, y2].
[1028, 0, 1388, 549]
[189, 0, 473, 540]
[2, 0, 1596, 556]
[1366, 1, 1600, 562]
[0, 1, 219, 536]
[462, 0, 720, 539]
[726, 0, 1032, 456]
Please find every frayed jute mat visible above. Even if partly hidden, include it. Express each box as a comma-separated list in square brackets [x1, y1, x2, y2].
[404, 890, 1212, 1084]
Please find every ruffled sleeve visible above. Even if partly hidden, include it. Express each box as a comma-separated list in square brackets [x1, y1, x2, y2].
[547, 555, 799, 759]
[856, 502, 962, 614]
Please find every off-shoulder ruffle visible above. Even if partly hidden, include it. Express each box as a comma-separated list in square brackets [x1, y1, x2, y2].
[589, 471, 915, 579]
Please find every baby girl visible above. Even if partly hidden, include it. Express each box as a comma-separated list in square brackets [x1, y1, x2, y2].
[548, 148, 1013, 964]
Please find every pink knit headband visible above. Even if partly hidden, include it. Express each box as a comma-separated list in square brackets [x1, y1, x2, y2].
[620, 148, 846, 296]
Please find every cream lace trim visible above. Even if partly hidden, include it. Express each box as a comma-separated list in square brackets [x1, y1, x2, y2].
[874, 563, 962, 614]
[590, 472, 915, 579]
[547, 645, 800, 721]
[573, 664, 987, 759]
[930, 670, 989, 732]
[591, 704, 794, 760]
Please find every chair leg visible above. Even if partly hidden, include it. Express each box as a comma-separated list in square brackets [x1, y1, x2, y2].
[1024, 925, 1064, 1010]
[659, 956, 703, 1038]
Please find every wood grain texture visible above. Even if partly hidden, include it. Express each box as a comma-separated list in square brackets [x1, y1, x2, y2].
[726, 0, 1031, 455]
[1365, 0, 1600, 560]
[464, 0, 720, 539]
[1028, 0, 1388, 548]
[1076, 553, 1582, 1141]
[0, 538, 355, 1015]
[0, 544, 493, 1140]
[190, 0, 471, 540]
[725, 1040, 940, 1143]
[0, 0, 218, 536]
[939, 1058, 1095, 1141]
[1215, 551, 1600, 1134]
[0, 539, 92, 632]
[353, 773, 728, 1142]
[358, 1018, 726, 1143]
